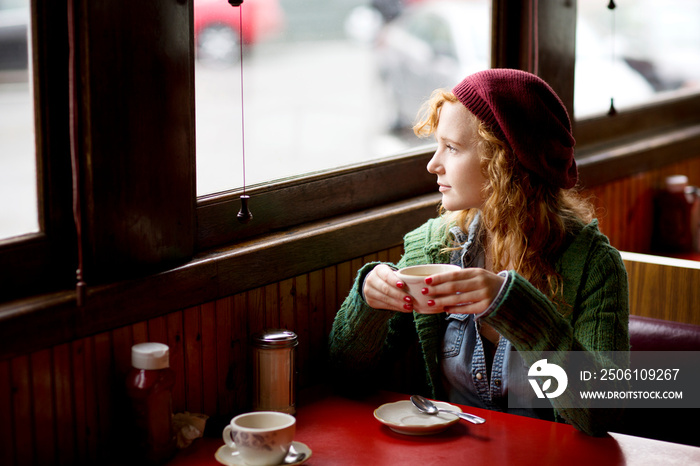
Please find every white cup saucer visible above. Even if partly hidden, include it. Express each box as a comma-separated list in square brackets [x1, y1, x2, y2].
[215, 441, 312, 466]
[374, 399, 462, 435]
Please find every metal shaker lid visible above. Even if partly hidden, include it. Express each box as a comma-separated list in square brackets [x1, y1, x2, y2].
[252, 329, 298, 349]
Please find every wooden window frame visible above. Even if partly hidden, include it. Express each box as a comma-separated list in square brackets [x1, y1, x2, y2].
[0, 0, 75, 301]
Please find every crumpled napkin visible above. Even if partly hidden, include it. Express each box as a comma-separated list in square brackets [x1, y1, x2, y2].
[173, 412, 209, 448]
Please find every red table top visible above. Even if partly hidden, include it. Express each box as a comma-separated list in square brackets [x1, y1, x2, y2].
[168, 390, 700, 466]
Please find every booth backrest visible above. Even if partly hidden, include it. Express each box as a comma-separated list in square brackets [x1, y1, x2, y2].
[629, 314, 700, 351]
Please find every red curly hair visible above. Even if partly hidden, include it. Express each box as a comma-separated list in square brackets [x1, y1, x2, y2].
[414, 89, 595, 302]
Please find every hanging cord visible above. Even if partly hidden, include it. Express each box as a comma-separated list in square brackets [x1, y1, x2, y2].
[529, 0, 539, 75]
[607, 0, 617, 116]
[68, 0, 87, 306]
[228, 0, 252, 223]
[238, 5, 246, 195]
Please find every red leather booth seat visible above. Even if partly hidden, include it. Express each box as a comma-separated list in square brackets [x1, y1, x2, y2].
[621, 315, 700, 446]
[629, 314, 700, 351]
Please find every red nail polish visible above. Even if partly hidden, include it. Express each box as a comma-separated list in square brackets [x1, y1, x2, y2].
[404, 296, 412, 303]
[421, 288, 429, 295]
[396, 281, 404, 289]
[403, 303, 412, 310]
[424, 277, 433, 285]
[427, 300, 435, 307]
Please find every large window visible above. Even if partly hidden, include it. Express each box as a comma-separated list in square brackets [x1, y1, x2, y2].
[0, 0, 73, 302]
[575, 0, 700, 118]
[194, 0, 492, 196]
[0, 0, 37, 240]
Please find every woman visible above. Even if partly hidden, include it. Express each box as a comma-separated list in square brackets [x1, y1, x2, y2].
[328, 69, 629, 436]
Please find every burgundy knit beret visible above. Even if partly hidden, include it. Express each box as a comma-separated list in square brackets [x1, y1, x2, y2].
[452, 68, 578, 189]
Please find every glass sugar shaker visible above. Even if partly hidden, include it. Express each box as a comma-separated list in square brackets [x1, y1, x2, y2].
[252, 329, 298, 414]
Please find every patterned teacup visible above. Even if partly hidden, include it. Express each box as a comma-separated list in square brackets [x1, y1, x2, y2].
[223, 411, 296, 466]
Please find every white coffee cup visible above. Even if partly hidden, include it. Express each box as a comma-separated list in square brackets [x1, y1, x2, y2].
[396, 264, 461, 313]
[222, 411, 296, 466]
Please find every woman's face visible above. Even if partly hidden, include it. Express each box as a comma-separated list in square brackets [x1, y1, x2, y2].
[426, 101, 487, 211]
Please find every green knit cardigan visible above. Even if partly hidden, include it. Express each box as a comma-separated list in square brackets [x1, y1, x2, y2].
[328, 217, 630, 436]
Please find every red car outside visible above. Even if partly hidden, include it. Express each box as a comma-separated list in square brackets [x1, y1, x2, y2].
[194, 0, 284, 64]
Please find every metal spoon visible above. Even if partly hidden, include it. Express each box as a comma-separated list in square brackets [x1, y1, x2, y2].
[410, 395, 486, 425]
[282, 444, 306, 464]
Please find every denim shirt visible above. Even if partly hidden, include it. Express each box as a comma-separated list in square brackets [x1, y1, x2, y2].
[441, 215, 552, 420]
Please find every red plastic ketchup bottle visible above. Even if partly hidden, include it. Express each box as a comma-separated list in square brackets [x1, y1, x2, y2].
[654, 175, 694, 252]
[126, 342, 176, 464]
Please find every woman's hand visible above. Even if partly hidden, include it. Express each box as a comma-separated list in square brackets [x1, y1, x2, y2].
[423, 268, 505, 314]
[364, 265, 506, 314]
[363, 264, 415, 313]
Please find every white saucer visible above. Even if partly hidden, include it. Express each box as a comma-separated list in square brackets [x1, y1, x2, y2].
[215, 441, 312, 466]
[374, 399, 462, 435]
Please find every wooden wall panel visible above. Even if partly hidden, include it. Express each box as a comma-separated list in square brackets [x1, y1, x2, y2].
[279, 279, 295, 332]
[0, 360, 13, 466]
[623, 252, 700, 325]
[293, 274, 310, 390]
[166, 312, 186, 415]
[308, 269, 325, 383]
[201, 303, 219, 417]
[53, 343, 75, 466]
[11, 356, 33, 465]
[229, 293, 249, 413]
[214, 298, 233, 416]
[92, 332, 114, 456]
[76, 337, 99, 464]
[32, 349, 55, 466]
[70, 339, 90, 465]
[323, 267, 338, 349]
[183, 306, 204, 414]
